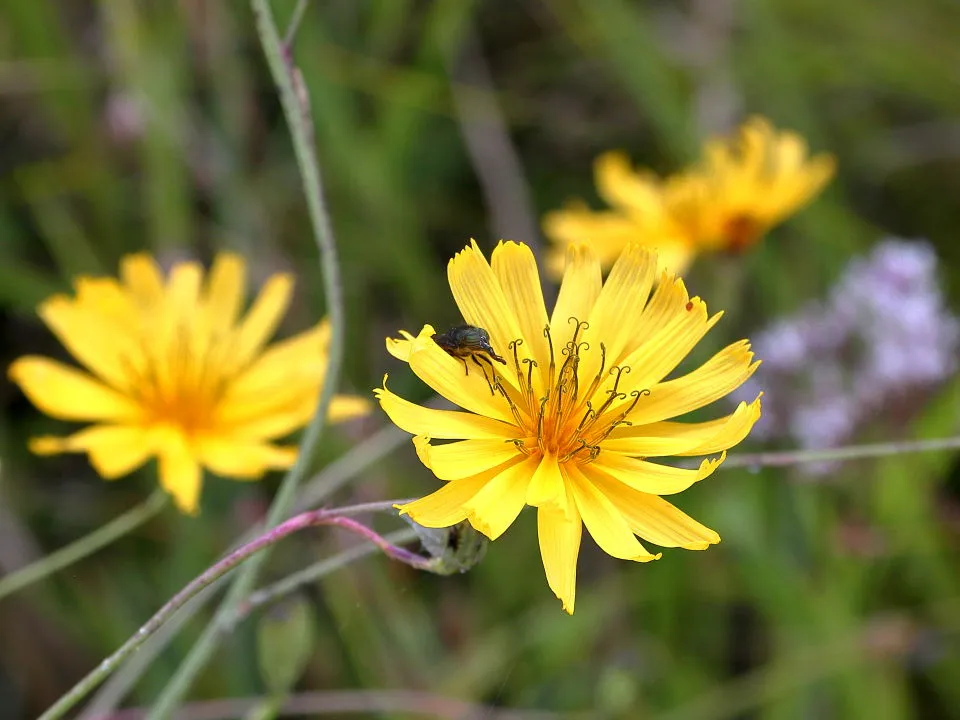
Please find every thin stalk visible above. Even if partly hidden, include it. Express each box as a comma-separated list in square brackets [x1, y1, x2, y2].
[38, 509, 429, 720]
[146, 1, 346, 715]
[282, 0, 311, 48]
[231, 526, 419, 626]
[723, 435, 960, 470]
[0, 488, 167, 601]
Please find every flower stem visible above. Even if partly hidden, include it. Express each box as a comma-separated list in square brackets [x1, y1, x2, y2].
[231, 526, 419, 626]
[723, 435, 960, 470]
[145, 1, 347, 716]
[0, 488, 167, 602]
[38, 509, 428, 720]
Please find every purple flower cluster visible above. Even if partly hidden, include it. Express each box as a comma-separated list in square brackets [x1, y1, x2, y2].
[739, 239, 959, 473]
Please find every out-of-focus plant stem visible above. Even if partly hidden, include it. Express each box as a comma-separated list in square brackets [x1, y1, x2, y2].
[724, 435, 960, 469]
[0, 488, 167, 602]
[37, 508, 430, 720]
[145, 0, 347, 716]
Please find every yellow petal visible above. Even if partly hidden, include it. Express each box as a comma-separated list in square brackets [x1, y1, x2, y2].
[587, 452, 725, 496]
[591, 471, 720, 549]
[205, 253, 246, 334]
[29, 425, 155, 479]
[538, 498, 582, 614]
[594, 151, 664, 216]
[396, 471, 492, 528]
[490, 241, 551, 385]
[412, 437, 522, 481]
[374, 378, 519, 440]
[605, 396, 762, 456]
[622, 340, 759, 426]
[328, 395, 373, 423]
[549, 244, 602, 343]
[156, 428, 203, 515]
[9, 357, 142, 421]
[616, 294, 723, 394]
[447, 240, 527, 384]
[197, 436, 297, 479]
[37, 296, 143, 391]
[227, 272, 295, 373]
[405, 326, 518, 423]
[463, 454, 538, 540]
[579, 244, 658, 383]
[223, 323, 327, 404]
[386, 330, 417, 361]
[120, 253, 165, 305]
[542, 207, 644, 270]
[525, 454, 567, 515]
[566, 463, 660, 561]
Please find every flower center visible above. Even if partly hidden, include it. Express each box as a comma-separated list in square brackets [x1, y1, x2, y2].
[492, 318, 646, 464]
[118, 326, 231, 432]
[722, 213, 762, 253]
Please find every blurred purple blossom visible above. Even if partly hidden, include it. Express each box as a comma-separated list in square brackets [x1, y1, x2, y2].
[738, 239, 959, 475]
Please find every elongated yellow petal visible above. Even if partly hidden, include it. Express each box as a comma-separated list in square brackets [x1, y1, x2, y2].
[120, 253, 165, 305]
[595, 151, 664, 215]
[205, 253, 246, 334]
[587, 452, 724, 496]
[406, 326, 518, 423]
[386, 330, 417, 361]
[525, 454, 567, 515]
[227, 273, 295, 373]
[37, 296, 142, 391]
[616, 296, 722, 393]
[30, 424, 155, 478]
[396, 471, 493, 528]
[538, 498, 582, 614]
[155, 428, 203, 514]
[9, 357, 142, 421]
[622, 340, 759, 426]
[591, 472, 720, 549]
[447, 240, 526, 384]
[491, 241, 551, 386]
[579, 245, 657, 382]
[328, 395, 373, 423]
[549, 244, 602, 343]
[225, 323, 326, 401]
[605, 396, 762, 456]
[374, 379, 518, 440]
[197, 436, 296, 478]
[463, 454, 537, 539]
[566, 463, 660, 561]
[412, 438, 523, 481]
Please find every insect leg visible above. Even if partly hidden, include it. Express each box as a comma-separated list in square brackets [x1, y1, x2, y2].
[471, 355, 497, 395]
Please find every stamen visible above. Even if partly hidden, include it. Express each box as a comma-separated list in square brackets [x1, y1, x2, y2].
[582, 342, 608, 403]
[510, 438, 531, 456]
[521, 358, 537, 409]
[509, 339, 525, 392]
[495, 379, 527, 429]
[543, 324, 556, 378]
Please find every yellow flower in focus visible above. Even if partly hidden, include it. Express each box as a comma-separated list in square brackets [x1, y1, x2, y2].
[8, 253, 370, 514]
[376, 240, 762, 613]
[542, 116, 835, 273]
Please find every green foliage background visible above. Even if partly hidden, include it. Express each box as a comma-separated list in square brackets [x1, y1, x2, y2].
[1, 1, 959, 718]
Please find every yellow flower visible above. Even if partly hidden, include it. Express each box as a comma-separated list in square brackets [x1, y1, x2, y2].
[9, 253, 370, 514]
[542, 152, 692, 275]
[542, 116, 835, 274]
[663, 116, 836, 254]
[376, 240, 761, 613]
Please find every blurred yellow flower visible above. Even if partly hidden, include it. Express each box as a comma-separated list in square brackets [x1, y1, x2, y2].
[9, 253, 370, 514]
[543, 116, 835, 274]
[376, 240, 761, 613]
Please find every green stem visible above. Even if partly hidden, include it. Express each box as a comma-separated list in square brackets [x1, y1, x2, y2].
[145, 1, 347, 716]
[723, 435, 960, 470]
[0, 488, 167, 602]
[282, 0, 311, 48]
[231, 527, 418, 626]
[38, 509, 428, 720]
